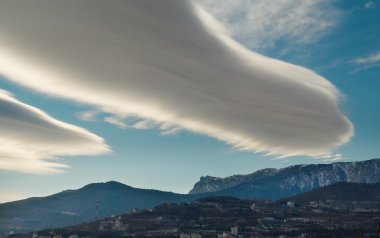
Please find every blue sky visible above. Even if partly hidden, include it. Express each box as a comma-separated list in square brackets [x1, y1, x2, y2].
[0, 0, 379, 202]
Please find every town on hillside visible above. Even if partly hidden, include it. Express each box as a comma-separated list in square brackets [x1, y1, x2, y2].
[7, 196, 380, 238]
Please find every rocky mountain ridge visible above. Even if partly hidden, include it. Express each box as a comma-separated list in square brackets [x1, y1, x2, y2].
[189, 159, 380, 197]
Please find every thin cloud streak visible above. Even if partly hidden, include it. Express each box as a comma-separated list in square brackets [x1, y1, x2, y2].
[350, 52, 380, 73]
[351, 52, 380, 64]
[104, 116, 129, 129]
[0, 0, 353, 158]
[0, 90, 110, 174]
[365, 1, 376, 9]
[76, 110, 98, 122]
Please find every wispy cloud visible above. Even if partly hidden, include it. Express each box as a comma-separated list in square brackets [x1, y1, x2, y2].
[351, 52, 380, 64]
[199, 0, 342, 50]
[104, 115, 179, 135]
[159, 122, 182, 136]
[132, 119, 153, 130]
[350, 52, 380, 73]
[104, 116, 129, 129]
[76, 110, 98, 121]
[365, 1, 376, 9]
[0, 90, 109, 174]
[0, 0, 353, 158]
[316, 153, 344, 162]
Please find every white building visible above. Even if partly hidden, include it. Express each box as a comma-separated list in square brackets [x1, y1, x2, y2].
[180, 233, 191, 238]
[191, 233, 201, 238]
[231, 226, 239, 235]
[113, 216, 127, 231]
[286, 201, 295, 207]
[68, 235, 80, 238]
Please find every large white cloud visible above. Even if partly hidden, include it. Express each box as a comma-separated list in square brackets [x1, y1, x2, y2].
[0, 90, 109, 174]
[0, 0, 353, 158]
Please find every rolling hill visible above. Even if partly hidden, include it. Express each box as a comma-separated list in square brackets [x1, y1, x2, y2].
[0, 181, 201, 233]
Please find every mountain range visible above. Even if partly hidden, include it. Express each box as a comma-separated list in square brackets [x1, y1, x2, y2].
[1, 158, 379, 235]
[190, 158, 380, 200]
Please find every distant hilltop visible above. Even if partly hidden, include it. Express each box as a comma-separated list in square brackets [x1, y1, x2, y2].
[0, 181, 200, 234]
[189, 158, 380, 200]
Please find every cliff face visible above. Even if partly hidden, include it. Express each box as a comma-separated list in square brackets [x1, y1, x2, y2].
[189, 159, 380, 198]
[189, 168, 278, 194]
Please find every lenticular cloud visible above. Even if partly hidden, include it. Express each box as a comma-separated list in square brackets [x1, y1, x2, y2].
[0, 0, 353, 157]
[0, 90, 109, 173]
